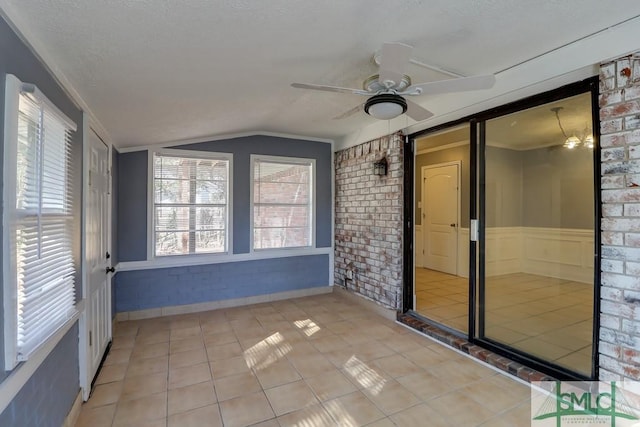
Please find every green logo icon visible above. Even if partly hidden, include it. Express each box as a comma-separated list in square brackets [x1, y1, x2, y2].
[532, 381, 639, 427]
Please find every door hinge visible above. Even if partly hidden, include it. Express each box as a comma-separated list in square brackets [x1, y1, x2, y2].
[89, 331, 92, 346]
[88, 170, 92, 187]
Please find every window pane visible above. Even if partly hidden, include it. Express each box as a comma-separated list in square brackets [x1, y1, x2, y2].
[154, 157, 183, 179]
[153, 152, 229, 256]
[196, 207, 226, 230]
[253, 182, 310, 204]
[254, 227, 310, 249]
[252, 159, 312, 250]
[254, 206, 309, 227]
[16, 111, 39, 212]
[5, 85, 77, 367]
[195, 231, 225, 253]
[196, 160, 227, 180]
[156, 206, 190, 231]
[155, 178, 191, 204]
[196, 181, 227, 204]
[254, 162, 310, 183]
[156, 231, 189, 255]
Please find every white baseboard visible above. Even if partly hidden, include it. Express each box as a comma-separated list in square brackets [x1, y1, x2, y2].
[63, 391, 82, 427]
[116, 286, 333, 321]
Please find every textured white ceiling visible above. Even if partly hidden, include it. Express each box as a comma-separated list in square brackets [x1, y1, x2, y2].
[2, 1, 640, 149]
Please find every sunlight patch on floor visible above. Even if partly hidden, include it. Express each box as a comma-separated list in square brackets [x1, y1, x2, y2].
[294, 319, 321, 337]
[243, 332, 292, 371]
[343, 355, 386, 395]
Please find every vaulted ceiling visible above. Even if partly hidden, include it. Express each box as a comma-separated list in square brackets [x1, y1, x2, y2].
[1, 1, 640, 150]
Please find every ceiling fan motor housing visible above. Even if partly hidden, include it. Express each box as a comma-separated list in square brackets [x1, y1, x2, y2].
[364, 93, 408, 120]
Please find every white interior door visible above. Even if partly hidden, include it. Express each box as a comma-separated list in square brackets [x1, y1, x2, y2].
[423, 163, 459, 274]
[85, 130, 111, 391]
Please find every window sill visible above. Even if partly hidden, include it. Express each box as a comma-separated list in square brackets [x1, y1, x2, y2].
[116, 246, 333, 272]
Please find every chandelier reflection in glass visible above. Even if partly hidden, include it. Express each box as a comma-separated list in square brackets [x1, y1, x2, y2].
[550, 107, 594, 149]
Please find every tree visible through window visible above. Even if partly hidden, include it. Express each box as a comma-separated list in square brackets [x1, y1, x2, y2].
[253, 157, 313, 250]
[153, 152, 229, 256]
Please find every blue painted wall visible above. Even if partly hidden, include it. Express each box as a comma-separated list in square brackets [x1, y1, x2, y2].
[0, 14, 82, 424]
[115, 254, 329, 312]
[117, 150, 148, 261]
[0, 325, 79, 427]
[117, 135, 332, 261]
[115, 135, 333, 313]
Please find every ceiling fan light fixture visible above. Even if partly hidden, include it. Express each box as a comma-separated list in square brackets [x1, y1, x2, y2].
[364, 94, 407, 120]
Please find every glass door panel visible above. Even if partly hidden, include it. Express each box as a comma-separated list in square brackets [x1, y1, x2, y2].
[480, 93, 595, 376]
[414, 125, 470, 333]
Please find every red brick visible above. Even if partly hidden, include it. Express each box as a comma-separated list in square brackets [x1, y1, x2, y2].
[601, 101, 640, 120]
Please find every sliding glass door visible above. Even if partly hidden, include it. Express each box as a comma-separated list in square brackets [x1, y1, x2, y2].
[477, 90, 597, 377]
[414, 125, 470, 334]
[407, 79, 599, 378]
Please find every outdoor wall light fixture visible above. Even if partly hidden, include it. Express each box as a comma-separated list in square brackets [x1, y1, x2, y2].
[373, 156, 388, 176]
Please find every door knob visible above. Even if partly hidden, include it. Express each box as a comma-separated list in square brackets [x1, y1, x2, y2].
[106, 266, 115, 274]
[450, 223, 456, 227]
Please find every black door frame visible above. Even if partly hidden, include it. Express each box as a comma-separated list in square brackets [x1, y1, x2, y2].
[403, 76, 601, 380]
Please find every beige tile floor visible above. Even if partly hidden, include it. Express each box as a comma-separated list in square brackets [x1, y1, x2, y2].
[75, 292, 532, 427]
[415, 268, 593, 376]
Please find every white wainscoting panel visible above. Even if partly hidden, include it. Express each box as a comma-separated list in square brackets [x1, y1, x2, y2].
[418, 226, 593, 284]
[458, 228, 469, 278]
[521, 227, 594, 284]
[485, 227, 523, 277]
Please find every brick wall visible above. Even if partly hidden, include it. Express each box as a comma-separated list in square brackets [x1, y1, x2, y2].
[599, 53, 640, 381]
[334, 133, 404, 309]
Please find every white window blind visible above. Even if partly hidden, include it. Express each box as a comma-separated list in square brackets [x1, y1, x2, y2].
[3, 75, 77, 370]
[153, 152, 230, 256]
[252, 157, 313, 250]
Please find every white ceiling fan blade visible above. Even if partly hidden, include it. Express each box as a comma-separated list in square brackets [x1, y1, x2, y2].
[411, 74, 496, 95]
[405, 99, 434, 122]
[333, 104, 363, 120]
[378, 42, 413, 86]
[291, 82, 370, 96]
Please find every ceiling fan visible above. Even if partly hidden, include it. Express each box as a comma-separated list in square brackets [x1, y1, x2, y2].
[291, 42, 496, 121]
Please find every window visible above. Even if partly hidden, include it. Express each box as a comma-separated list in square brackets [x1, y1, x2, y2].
[252, 156, 314, 250]
[153, 150, 230, 256]
[3, 75, 77, 369]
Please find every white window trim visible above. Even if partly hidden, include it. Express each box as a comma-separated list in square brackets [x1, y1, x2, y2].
[250, 154, 316, 253]
[147, 148, 233, 260]
[3, 75, 21, 369]
[3, 74, 78, 370]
